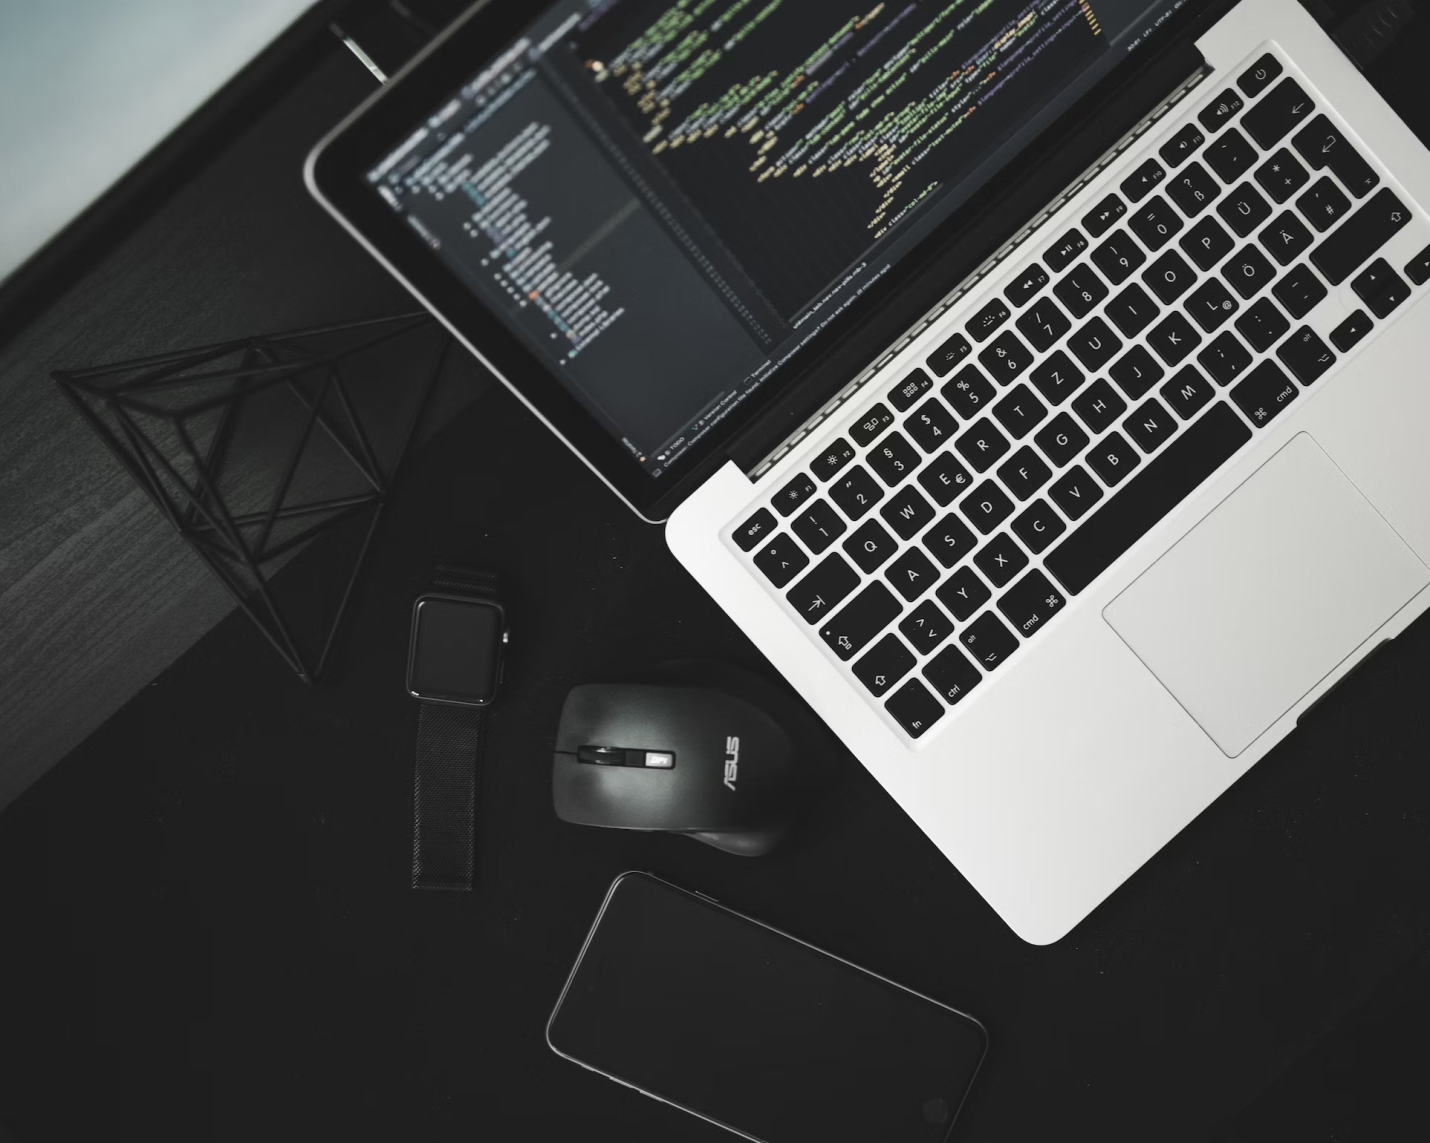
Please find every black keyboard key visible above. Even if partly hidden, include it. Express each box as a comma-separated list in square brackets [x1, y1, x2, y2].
[1218, 183, 1272, 236]
[1016, 296, 1071, 352]
[1258, 208, 1309, 264]
[1351, 257, 1410, 317]
[1198, 89, 1244, 134]
[1186, 277, 1240, 331]
[853, 634, 916, 697]
[966, 297, 1011, 342]
[1276, 326, 1336, 386]
[787, 553, 860, 622]
[1241, 78, 1313, 148]
[1160, 364, 1215, 419]
[1234, 297, 1290, 352]
[1296, 176, 1351, 233]
[1311, 188, 1411, 284]
[900, 600, 953, 655]
[734, 508, 776, 551]
[917, 452, 974, 506]
[1067, 316, 1122, 370]
[1011, 499, 1067, 554]
[922, 513, 978, 568]
[812, 438, 856, 481]
[936, 567, 991, 621]
[1044, 403, 1251, 593]
[1129, 195, 1184, 251]
[1181, 215, 1235, 270]
[1330, 309, 1373, 352]
[1167, 161, 1220, 219]
[1223, 244, 1277, 298]
[1198, 331, 1254, 386]
[830, 465, 884, 519]
[1231, 358, 1298, 427]
[885, 548, 939, 602]
[843, 519, 899, 572]
[1144, 249, 1197, 303]
[973, 533, 1028, 588]
[888, 367, 934, 411]
[1027, 349, 1085, 406]
[1049, 463, 1104, 521]
[1160, 123, 1205, 169]
[1034, 412, 1090, 468]
[1272, 262, 1327, 317]
[1145, 311, 1201, 366]
[1121, 159, 1167, 203]
[992, 383, 1048, 440]
[1253, 149, 1308, 203]
[921, 645, 981, 708]
[942, 364, 996, 419]
[997, 569, 1067, 639]
[1109, 344, 1165, 399]
[905, 397, 958, 453]
[791, 499, 847, 554]
[978, 329, 1035, 384]
[1292, 114, 1378, 198]
[1072, 378, 1127, 434]
[1105, 284, 1161, 337]
[959, 612, 1019, 671]
[1083, 193, 1127, 236]
[880, 483, 936, 540]
[1405, 242, 1430, 285]
[1123, 397, 1178, 453]
[774, 472, 816, 516]
[1086, 431, 1141, 487]
[821, 582, 902, 660]
[885, 678, 944, 737]
[868, 431, 921, 486]
[1006, 263, 1050, 306]
[1054, 262, 1109, 318]
[1045, 228, 1088, 272]
[1205, 127, 1257, 183]
[997, 446, 1052, 500]
[753, 533, 809, 587]
[962, 479, 1015, 535]
[1238, 53, 1282, 99]
[955, 418, 1011, 472]
[1091, 230, 1146, 284]
[926, 330, 973, 376]
[851, 403, 896, 446]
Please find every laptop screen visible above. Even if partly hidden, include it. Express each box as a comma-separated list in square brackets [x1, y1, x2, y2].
[367, 0, 1189, 479]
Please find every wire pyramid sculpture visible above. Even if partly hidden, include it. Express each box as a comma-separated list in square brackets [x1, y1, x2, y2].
[54, 313, 448, 683]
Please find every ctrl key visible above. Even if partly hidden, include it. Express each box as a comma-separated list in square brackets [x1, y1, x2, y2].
[885, 678, 945, 739]
[1231, 359, 1298, 427]
[922, 644, 982, 707]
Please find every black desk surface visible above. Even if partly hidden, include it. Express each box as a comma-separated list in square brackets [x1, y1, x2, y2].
[4, 15, 1430, 1143]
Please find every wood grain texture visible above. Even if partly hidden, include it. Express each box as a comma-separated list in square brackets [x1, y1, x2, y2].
[0, 45, 490, 809]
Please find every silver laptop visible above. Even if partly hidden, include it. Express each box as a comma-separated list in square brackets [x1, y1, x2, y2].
[307, 0, 1430, 942]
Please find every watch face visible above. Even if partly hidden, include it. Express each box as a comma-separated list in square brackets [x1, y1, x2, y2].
[408, 596, 502, 705]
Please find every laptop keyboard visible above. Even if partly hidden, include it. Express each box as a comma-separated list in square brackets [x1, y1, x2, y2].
[729, 50, 1429, 741]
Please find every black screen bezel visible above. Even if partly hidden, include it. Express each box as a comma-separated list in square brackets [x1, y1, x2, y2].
[546, 871, 989, 1141]
[309, 0, 1231, 521]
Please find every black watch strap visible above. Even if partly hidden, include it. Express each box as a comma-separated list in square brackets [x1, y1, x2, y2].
[411, 565, 501, 892]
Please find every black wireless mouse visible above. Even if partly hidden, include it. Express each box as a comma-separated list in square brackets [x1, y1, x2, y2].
[552, 661, 828, 856]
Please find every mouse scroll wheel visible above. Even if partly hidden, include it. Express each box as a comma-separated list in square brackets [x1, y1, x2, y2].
[577, 746, 676, 769]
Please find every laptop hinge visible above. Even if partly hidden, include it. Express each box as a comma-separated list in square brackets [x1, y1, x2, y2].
[749, 62, 1211, 482]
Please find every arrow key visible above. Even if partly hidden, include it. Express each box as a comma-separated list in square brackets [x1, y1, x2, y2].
[1351, 257, 1410, 318]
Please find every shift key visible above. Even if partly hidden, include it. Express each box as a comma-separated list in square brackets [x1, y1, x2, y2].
[1311, 187, 1411, 284]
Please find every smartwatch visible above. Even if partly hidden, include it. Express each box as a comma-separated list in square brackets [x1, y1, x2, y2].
[406, 565, 507, 891]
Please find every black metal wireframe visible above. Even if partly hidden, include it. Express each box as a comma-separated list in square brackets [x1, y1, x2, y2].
[54, 312, 448, 683]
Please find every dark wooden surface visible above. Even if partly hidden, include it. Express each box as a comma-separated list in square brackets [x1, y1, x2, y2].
[0, 45, 488, 811]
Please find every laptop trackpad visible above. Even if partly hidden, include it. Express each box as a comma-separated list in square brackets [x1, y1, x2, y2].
[1104, 433, 1428, 758]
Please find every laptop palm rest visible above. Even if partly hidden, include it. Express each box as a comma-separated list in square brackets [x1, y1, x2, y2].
[1103, 433, 1429, 758]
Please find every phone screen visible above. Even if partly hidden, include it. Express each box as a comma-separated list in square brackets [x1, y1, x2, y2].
[547, 873, 987, 1143]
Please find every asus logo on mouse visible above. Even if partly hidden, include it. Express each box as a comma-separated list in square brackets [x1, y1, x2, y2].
[723, 736, 740, 791]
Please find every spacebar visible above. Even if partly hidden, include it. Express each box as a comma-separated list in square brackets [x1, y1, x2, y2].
[1044, 403, 1252, 595]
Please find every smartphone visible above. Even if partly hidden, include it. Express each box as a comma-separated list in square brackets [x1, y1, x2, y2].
[546, 872, 988, 1143]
